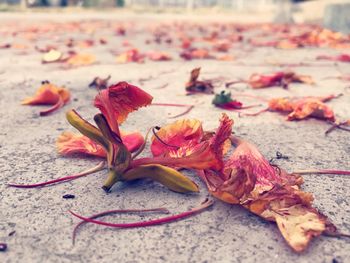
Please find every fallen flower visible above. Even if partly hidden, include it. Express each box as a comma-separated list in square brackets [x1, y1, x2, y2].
[66, 53, 96, 67]
[198, 134, 347, 252]
[22, 81, 70, 116]
[212, 91, 258, 110]
[180, 48, 212, 60]
[116, 49, 145, 63]
[243, 95, 337, 122]
[185, 68, 214, 94]
[147, 51, 172, 61]
[89, 75, 111, 90]
[66, 82, 199, 192]
[42, 49, 63, 63]
[227, 71, 314, 89]
[317, 54, 350, 63]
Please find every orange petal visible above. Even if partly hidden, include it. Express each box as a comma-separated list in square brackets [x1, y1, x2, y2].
[57, 131, 144, 157]
[66, 53, 96, 66]
[268, 97, 294, 112]
[57, 131, 106, 157]
[133, 114, 233, 171]
[22, 82, 70, 106]
[116, 49, 144, 63]
[151, 119, 204, 157]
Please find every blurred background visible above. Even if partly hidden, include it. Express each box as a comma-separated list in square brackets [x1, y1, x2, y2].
[0, 0, 350, 33]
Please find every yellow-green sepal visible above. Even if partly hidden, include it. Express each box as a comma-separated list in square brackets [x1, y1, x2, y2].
[122, 164, 199, 193]
[66, 109, 110, 150]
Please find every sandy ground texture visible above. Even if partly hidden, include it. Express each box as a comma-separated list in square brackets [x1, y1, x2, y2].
[0, 12, 350, 263]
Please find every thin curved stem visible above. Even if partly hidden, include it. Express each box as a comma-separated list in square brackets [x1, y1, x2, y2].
[8, 161, 106, 188]
[293, 169, 350, 175]
[72, 208, 170, 244]
[69, 199, 213, 229]
[152, 103, 194, 118]
[132, 127, 153, 160]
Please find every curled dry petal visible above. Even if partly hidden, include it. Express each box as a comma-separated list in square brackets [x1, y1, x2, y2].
[248, 71, 313, 89]
[199, 138, 338, 252]
[185, 68, 214, 94]
[287, 98, 335, 121]
[263, 95, 336, 121]
[22, 82, 70, 116]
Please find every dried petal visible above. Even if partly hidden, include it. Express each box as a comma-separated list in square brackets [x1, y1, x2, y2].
[287, 98, 335, 121]
[42, 49, 62, 63]
[199, 138, 337, 252]
[186, 68, 214, 94]
[212, 91, 243, 110]
[66, 53, 96, 66]
[116, 49, 145, 63]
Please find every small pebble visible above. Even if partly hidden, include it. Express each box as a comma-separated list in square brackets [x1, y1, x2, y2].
[0, 243, 7, 252]
[62, 194, 75, 199]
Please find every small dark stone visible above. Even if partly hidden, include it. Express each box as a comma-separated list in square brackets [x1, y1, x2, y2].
[0, 243, 7, 252]
[332, 259, 340, 263]
[8, 231, 16, 236]
[62, 194, 75, 199]
[73, 98, 78, 102]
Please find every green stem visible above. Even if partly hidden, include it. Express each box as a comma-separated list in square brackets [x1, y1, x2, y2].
[102, 169, 121, 192]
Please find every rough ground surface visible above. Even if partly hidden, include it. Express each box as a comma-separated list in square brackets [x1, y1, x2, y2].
[0, 13, 349, 263]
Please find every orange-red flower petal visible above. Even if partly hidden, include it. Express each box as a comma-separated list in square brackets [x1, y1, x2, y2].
[151, 119, 204, 157]
[57, 131, 106, 157]
[22, 82, 70, 116]
[94, 82, 153, 135]
[57, 131, 145, 157]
